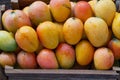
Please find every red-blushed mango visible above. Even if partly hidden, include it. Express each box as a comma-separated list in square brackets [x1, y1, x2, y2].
[74, 1, 93, 22]
[108, 38, 120, 60]
[15, 26, 39, 52]
[28, 1, 52, 26]
[2, 10, 31, 33]
[63, 17, 83, 45]
[84, 17, 109, 47]
[56, 43, 75, 69]
[37, 21, 59, 49]
[49, 0, 71, 22]
[0, 52, 16, 68]
[17, 51, 37, 69]
[37, 49, 59, 69]
[94, 47, 114, 70]
[75, 40, 94, 66]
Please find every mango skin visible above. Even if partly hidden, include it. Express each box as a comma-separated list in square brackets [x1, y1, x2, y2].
[56, 43, 75, 69]
[29, 1, 52, 26]
[94, 47, 114, 70]
[55, 23, 65, 43]
[2, 10, 31, 33]
[63, 17, 83, 45]
[112, 12, 120, 39]
[17, 51, 37, 69]
[0, 52, 16, 68]
[50, 0, 71, 22]
[37, 49, 59, 69]
[75, 40, 94, 66]
[15, 26, 39, 52]
[94, 0, 116, 26]
[37, 21, 59, 49]
[0, 30, 17, 52]
[108, 38, 120, 60]
[84, 17, 109, 47]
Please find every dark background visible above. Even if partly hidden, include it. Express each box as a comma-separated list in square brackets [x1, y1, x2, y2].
[0, 0, 11, 9]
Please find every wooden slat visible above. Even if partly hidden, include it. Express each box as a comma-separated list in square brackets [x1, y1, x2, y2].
[5, 68, 119, 80]
[113, 66, 120, 72]
[5, 69, 118, 75]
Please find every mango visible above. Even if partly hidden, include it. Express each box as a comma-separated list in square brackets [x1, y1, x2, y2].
[94, 47, 114, 70]
[56, 43, 75, 69]
[22, 6, 29, 17]
[75, 40, 94, 66]
[15, 26, 39, 52]
[108, 38, 120, 60]
[37, 21, 59, 49]
[49, 0, 71, 22]
[0, 30, 17, 52]
[74, 1, 93, 22]
[2, 10, 32, 33]
[28, 1, 52, 26]
[55, 23, 65, 43]
[112, 12, 120, 39]
[84, 17, 109, 47]
[17, 51, 37, 69]
[63, 17, 83, 45]
[88, 0, 97, 15]
[94, 0, 116, 26]
[0, 52, 16, 68]
[37, 49, 59, 69]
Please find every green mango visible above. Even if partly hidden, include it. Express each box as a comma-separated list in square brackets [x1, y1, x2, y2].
[0, 30, 17, 52]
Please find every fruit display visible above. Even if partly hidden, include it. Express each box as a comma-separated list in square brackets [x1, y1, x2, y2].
[0, 0, 120, 71]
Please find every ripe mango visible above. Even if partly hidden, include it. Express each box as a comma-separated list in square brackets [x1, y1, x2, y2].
[112, 12, 120, 39]
[63, 17, 83, 45]
[94, 47, 114, 70]
[56, 43, 75, 69]
[37, 49, 59, 69]
[84, 17, 109, 47]
[49, 0, 71, 22]
[28, 1, 52, 26]
[0, 30, 17, 52]
[94, 0, 116, 26]
[55, 23, 65, 43]
[2, 10, 32, 33]
[75, 40, 94, 66]
[37, 21, 59, 49]
[15, 26, 39, 52]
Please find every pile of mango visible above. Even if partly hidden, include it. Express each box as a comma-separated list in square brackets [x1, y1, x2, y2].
[0, 0, 120, 70]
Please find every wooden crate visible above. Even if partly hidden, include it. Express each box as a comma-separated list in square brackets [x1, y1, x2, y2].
[0, 0, 120, 80]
